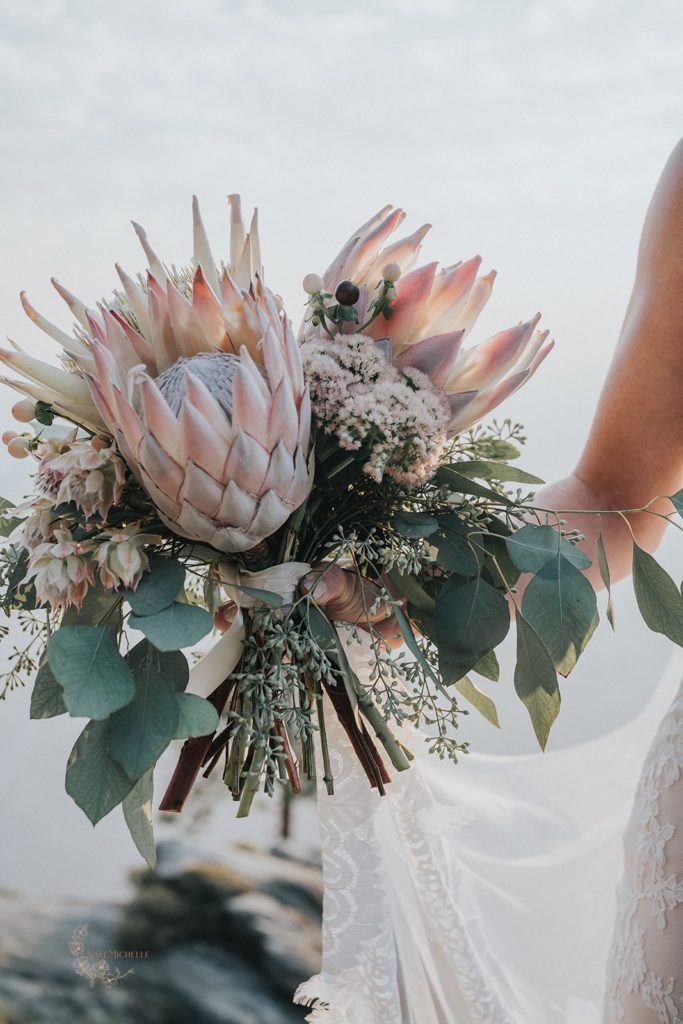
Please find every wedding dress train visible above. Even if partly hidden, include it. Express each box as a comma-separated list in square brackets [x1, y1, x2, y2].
[604, 678, 683, 1023]
[295, 650, 683, 1024]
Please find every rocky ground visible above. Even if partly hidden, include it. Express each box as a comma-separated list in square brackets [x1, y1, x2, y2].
[0, 841, 322, 1024]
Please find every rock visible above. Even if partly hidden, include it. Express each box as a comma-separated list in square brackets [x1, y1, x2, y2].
[0, 842, 321, 1024]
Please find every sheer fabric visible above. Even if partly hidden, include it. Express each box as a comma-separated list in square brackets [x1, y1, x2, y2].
[295, 646, 683, 1024]
[605, 679, 683, 1023]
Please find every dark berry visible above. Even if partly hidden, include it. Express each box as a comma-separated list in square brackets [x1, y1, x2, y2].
[335, 279, 360, 306]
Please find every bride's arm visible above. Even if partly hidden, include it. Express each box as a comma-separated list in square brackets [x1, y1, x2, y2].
[535, 139, 683, 588]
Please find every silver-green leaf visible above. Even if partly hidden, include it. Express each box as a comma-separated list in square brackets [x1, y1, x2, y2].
[47, 626, 135, 720]
[122, 769, 156, 869]
[514, 614, 561, 750]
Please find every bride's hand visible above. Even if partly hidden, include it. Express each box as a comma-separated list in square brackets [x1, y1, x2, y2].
[301, 564, 404, 649]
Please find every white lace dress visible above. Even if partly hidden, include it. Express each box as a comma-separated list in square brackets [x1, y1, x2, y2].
[295, 649, 683, 1024]
[605, 680, 683, 1023]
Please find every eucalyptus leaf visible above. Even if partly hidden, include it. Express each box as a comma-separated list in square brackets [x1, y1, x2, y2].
[230, 584, 284, 608]
[108, 642, 183, 778]
[505, 524, 591, 573]
[632, 543, 683, 646]
[521, 554, 598, 676]
[435, 576, 510, 682]
[596, 534, 615, 630]
[122, 769, 156, 868]
[174, 692, 220, 739]
[433, 517, 480, 576]
[305, 602, 361, 723]
[436, 465, 513, 505]
[392, 604, 440, 685]
[472, 649, 500, 682]
[394, 511, 439, 539]
[671, 489, 683, 518]
[128, 602, 213, 651]
[65, 719, 135, 825]
[514, 614, 561, 750]
[386, 568, 436, 616]
[454, 676, 500, 727]
[30, 660, 67, 719]
[452, 460, 544, 485]
[47, 626, 135, 720]
[62, 581, 122, 632]
[0, 497, 21, 538]
[124, 554, 185, 616]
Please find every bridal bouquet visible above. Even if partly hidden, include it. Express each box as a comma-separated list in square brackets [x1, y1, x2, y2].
[2, 197, 681, 865]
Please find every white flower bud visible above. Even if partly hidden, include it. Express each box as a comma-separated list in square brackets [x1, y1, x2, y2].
[303, 273, 324, 295]
[382, 262, 401, 283]
[11, 399, 36, 423]
[7, 436, 30, 459]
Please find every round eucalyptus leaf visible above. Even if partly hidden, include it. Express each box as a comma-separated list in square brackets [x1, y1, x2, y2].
[174, 692, 219, 739]
[128, 602, 213, 651]
[47, 625, 135, 720]
[124, 554, 186, 616]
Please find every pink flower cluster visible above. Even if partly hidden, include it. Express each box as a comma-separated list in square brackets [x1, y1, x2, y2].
[301, 333, 449, 488]
[12, 432, 158, 610]
[36, 432, 126, 521]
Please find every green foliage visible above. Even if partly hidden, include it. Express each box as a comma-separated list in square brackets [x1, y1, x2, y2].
[0, 497, 22, 537]
[229, 584, 284, 608]
[453, 675, 500, 728]
[62, 582, 121, 631]
[33, 401, 55, 426]
[632, 543, 683, 646]
[174, 692, 219, 739]
[122, 769, 156, 869]
[596, 534, 615, 629]
[65, 719, 135, 824]
[514, 614, 561, 750]
[505, 524, 591, 573]
[453, 460, 544, 485]
[432, 515, 480, 576]
[522, 554, 598, 676]
[30, 660, 67, 719]
[124, 554, 185, 616]
[435, 576, 510, 682]
[107, 642, 186, 778]
[436, 465, 513, 505]
[128, 601, 212, 650]
[394, 511, 439, 539]
[47, 626, 135, 720]
[472, 649, 500, 682]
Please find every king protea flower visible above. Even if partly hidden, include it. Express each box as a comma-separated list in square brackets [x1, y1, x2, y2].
[1, 197, 313, 553]
[315, 205, 554, 435]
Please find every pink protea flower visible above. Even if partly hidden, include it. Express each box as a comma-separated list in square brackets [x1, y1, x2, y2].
[315, 206, 554, 435]
[37, 436, 126, 521]
[26, 531, 95, 610]
[95, 525, 161, 590]
[1, 197, 313, 553]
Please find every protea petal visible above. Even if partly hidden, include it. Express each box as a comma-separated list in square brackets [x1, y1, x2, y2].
[366, 262, 437, 349]
[447, 318, 538, 392]
[49, 279, 92, 331]
[20, 292, 89, 357]
[392, 330, 465, 387]
[192, 195, 220, 296]
[132, 221, 168, 286]
[115, 263, 152, 341]
[449, 370, 529, 435]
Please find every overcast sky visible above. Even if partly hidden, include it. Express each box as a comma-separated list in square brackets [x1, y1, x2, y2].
[1, 0, 683, 896]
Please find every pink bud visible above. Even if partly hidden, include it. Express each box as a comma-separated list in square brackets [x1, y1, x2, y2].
[7, 436, 29, 459]
[91, 435, 109, 452]
[11, 399, 36, 423]
[2, 430, 18, 445]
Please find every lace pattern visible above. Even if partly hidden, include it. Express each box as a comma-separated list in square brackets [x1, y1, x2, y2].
[294, 698, 512, 1023]
[605, 683, 683, 1023]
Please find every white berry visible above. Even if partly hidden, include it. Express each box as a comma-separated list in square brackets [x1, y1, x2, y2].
[11, 399, 36, 423]
[303, 273, 324, 295]
[382, 262, 401, 283]
[7, 436, 30, 459]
